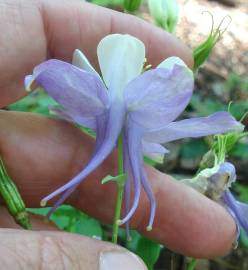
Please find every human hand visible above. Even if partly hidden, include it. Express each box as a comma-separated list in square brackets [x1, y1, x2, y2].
[0, 0, 235, 268]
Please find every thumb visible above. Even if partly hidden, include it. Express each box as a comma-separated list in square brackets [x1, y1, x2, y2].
[0, 228, 147, 270]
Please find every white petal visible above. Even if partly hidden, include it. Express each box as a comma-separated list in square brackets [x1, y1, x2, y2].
[157, 56, 188, 70]
[97, 34, 145, 97]
[72, 49, 101, 79]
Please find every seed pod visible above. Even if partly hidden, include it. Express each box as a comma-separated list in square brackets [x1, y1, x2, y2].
[0, 158, 31, 229]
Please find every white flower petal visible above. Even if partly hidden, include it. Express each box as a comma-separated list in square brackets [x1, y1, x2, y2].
[97, 34, 145, 97]
[157, 56, 188, 70]
[72, 49, 100, 79]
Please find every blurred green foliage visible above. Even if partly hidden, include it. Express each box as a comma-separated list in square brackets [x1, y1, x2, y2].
[8, 90, 57, 116]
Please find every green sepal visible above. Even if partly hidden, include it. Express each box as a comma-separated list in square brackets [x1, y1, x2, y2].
[193, 13, 231, 72]
[101, 174, 127, 185]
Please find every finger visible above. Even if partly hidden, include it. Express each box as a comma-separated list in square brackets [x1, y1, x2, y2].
[0, 229, 147, 270]
[0, 0, 193, 107]
[0, 111, 235, 258]
[0, 206, 57, 230]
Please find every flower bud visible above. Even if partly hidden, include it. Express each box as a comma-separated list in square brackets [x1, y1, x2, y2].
[148, 0, 178, 33]
[124, 0, 143, 12]
[193, 13, 231, 71]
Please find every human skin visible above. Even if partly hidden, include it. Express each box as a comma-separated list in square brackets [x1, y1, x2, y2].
[0, 0, 236, 269]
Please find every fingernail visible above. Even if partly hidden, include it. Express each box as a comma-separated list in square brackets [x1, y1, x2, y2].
[99, 250, 147, 270]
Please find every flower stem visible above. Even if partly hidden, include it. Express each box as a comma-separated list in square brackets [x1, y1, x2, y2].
[112, 134, 125, 244]
[187, 258, 197, 270]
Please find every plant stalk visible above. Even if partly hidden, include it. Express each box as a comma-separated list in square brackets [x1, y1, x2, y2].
[112, 134, 125, 244]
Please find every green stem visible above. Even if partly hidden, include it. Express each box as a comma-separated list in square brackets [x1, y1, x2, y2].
[112, 134, 125, 244]
[187, 258, 197, 270]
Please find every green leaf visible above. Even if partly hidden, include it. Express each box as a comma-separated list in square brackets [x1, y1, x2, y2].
[74, 214, 103, 239]
[101, 174, 126, 184]
[28, 205, 103, 237]
[125, 231, 161, 270]
[144, 155, 163, 167]
[125, 230, 142, 251]
[8, 90, 57, 116]
[240, 228, 248, 249]
[234, 184, 248, 204]
[27, 207, 50, 216]
[230, 143, 248, 160]
[135, 237, 161, 270]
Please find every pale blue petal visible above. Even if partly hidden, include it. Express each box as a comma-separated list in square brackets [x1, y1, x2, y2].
[223, 191, 248, 235]
[32, 60, 109, 117]
[41, 102, 125, 204]
[124, 65, 193, 129]
[45, 113, 109, 214]
[119, 121, 143, 225]
[47, 184, 79, 218]
[142, 141, 169, 161]
[140, 167, 156, 230]
[142, 141, 169, 155]
[123, 135, 133, 239]
[50, 107, 96, 130]
[144, 112, 244, 143]
[97, 34, 145, 98]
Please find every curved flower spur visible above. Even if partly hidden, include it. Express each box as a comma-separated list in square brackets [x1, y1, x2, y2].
[25, 34, 243, 233]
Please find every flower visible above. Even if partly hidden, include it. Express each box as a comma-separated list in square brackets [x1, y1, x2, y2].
[182, 162, 248, 247]
[25, 34, 243, 230]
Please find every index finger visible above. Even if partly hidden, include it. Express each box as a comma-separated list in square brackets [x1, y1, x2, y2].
[0, 0, 193, 107]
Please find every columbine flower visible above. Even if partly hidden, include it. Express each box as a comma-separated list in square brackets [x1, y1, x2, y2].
[182, 162, 248, 247]
[25, 34, 243, 230]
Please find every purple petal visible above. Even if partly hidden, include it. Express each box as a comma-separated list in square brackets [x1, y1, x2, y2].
[144, 112, 244, 143]
[142, 141, 169, 155]
[46, 184, 79, 218]
[142, 141, 169, 161]
[123, 135, 133, 239]
[32, 60, 109, 117]
[124, 65, 193, 129]
[119, 121, 143, 225]
[223, 191, 248, 235]
[41, 103, 125, 204]
[45, 113, 109, 214]
[140, 167, 156, 231]
[50, 107, 96, 130]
